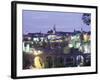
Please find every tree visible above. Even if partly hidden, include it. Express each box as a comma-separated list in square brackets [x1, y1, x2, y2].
[82, 13, 91, 25]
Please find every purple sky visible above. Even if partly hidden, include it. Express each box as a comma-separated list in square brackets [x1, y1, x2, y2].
[22, 10, 90, 34]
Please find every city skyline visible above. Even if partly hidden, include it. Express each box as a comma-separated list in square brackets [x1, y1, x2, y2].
[23, 10, 91, 34]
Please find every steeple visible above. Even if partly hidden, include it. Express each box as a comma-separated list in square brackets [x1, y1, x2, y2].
[53, 24, 56, 34]
[74, 29, 76, 32]
[81, 28, 83, 33]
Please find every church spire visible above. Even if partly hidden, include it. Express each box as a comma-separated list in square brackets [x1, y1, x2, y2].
[53, 24, 56, 34]
[81, 28, 83, 33]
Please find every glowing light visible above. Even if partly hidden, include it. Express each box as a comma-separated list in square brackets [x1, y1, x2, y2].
[28, 37, 31, 40]
[34, 56, 44, 69]
[33, 49, 43, 56]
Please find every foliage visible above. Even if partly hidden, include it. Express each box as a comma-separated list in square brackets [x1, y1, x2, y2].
[82, 13, 91, 25]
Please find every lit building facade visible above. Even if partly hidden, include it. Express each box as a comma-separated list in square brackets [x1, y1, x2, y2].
[23, 27, 91, 69]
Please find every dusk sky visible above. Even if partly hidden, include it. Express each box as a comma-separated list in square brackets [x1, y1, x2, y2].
[22, 10, 90, 34]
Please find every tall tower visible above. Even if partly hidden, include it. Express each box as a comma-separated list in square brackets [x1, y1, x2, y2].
[74, 28, 76, 33]
[81, 28, 83, 33]
[53, 24, 56, 34]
